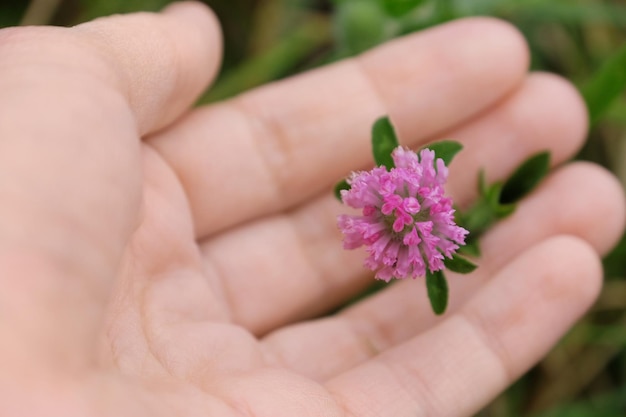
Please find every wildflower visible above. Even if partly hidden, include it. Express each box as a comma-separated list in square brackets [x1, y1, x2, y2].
[337, 146, 468, 281]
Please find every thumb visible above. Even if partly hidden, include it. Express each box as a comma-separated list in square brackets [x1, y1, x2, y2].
[0, 2, 220, 374]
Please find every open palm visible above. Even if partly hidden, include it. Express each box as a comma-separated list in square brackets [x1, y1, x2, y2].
[1, 3, 624, 416]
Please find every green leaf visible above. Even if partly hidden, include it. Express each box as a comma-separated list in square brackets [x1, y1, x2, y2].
[334, 179, 350, 201]
[499, 152, 550, 205]
[444, 254, 478, 274]
[581, 42, 626, 126]
[371, 116, 399, 169]
[423, 140, 463, 166]
[460, 199, 493, 237]
[494, 203, 516, 219]
[484, 182, 517, 219]
[426, 270, 448, 315]
[380, 0, 425, 17]
[485, 182, 503, 207]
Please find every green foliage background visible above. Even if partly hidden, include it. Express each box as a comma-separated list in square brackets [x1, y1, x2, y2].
[2, 0, 626, 415]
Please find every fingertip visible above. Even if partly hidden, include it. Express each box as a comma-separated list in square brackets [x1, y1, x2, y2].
[543, 235, 604, 311]
[454, 16, 530, 74]
[544, 162, 626, 256]
[433, 16, 531, 83]
[162, 0, 223, 47]
[73, 3, 223, 133]
[455, 17, 531, 101]
[580, 163, 626, 254]
[159, 1, 224, 117]
[527, 72, 589, 161]
[359, 16, 530, 142]
[162, 0, 208, 15]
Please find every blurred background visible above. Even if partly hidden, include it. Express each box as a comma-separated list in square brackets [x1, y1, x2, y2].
[1, 0, 626, 415]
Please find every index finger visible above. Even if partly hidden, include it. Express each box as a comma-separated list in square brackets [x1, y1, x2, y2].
[149, 17, 529, 238]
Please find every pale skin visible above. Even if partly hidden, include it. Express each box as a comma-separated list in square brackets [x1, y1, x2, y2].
[0, 2, 624, 416]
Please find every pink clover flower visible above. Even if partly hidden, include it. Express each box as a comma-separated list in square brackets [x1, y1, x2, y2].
[338, 147, 468, 281]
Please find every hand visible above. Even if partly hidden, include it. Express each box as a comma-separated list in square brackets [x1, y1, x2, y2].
[1, 2, 623, 416]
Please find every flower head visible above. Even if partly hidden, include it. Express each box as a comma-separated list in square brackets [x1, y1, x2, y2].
[338, 146, 468, 281]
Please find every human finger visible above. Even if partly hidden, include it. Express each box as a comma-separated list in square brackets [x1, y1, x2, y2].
[324, 236, 602, 417]
[0, 2, 220, 373]
[73, 1, 222, 134]
[150, 17, 529, 238]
